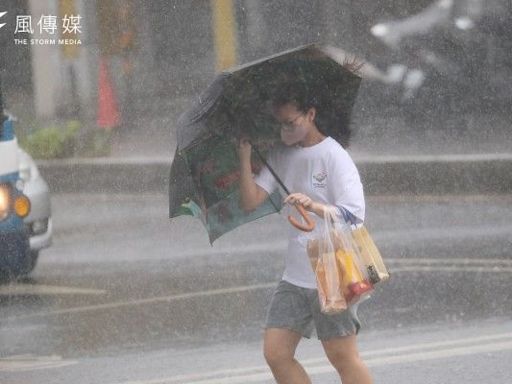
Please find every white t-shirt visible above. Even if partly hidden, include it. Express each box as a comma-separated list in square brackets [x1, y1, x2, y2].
[254, 137, 365, 289]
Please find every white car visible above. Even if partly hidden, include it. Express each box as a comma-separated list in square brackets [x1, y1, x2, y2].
[18, 149, 52, 273]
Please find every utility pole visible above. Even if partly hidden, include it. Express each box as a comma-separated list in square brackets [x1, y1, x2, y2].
[0, 77, 4, 121]
[0, 18, 5, 121]
[211, 0, 238, 71]
[0, 69, 4, 117]
[0, 78, 5, 125]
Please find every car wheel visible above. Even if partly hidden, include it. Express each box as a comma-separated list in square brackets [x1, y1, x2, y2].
[25, 250, 39, 274]
[18, 251, 39, 277]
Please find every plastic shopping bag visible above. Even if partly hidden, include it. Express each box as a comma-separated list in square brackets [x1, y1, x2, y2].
[307, 208, 372, 314]
[352, 226, 390, 284]
[307, 217, 347, 314]
[338, 206, 390, 285]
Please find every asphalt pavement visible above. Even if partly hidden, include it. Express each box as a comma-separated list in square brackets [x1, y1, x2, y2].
[0, 193, 511, 383]
[5, 104, 512, 383]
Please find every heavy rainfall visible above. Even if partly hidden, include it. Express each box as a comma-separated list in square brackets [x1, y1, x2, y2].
[0, 1, 511, 383]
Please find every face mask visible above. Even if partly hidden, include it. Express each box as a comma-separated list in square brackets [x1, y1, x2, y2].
[281, 124, 309, 146]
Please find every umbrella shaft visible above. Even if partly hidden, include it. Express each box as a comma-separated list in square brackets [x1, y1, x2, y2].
[252, 145, 290, 195]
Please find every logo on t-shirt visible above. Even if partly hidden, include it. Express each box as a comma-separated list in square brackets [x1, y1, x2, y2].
[312, 170, 327, 189]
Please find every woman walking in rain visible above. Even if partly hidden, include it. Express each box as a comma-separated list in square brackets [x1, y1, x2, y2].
[238, 83, 373, 384]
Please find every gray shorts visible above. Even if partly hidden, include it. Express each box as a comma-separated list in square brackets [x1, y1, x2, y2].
[265, 280, 361, 340]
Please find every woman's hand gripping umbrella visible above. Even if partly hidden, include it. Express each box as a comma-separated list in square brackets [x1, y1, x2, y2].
[243, 141, 315, 232]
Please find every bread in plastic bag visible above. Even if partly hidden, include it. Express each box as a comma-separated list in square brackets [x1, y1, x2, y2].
[351, 226, 390, 284]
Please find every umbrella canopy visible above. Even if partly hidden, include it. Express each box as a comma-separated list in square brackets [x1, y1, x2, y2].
[169, 44, 362, 243]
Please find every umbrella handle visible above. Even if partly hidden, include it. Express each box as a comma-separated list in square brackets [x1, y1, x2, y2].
[288, 204, 315, 232]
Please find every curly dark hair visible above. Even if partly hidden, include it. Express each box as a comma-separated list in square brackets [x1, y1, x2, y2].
[270, 81, 317, 113]
[268, 55, 361, 148]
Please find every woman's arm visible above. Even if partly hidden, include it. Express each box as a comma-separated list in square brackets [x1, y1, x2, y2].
[328, 149, 366, 224]
[238, 138, 269, 212]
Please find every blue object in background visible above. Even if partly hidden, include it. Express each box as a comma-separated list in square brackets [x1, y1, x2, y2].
[0, 115, 31, 276]
[0, 117, 14, 141]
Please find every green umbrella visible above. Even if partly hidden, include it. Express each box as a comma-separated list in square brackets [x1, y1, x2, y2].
[169, 44, 362, 243]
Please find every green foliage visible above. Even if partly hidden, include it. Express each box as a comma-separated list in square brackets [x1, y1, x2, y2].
[20, 120, 113, 159]
[22, 121, 80, 159]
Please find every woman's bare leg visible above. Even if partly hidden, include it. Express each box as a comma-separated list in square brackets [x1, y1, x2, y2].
[322, 335, 373, 384]
[263, 328, 311, 384]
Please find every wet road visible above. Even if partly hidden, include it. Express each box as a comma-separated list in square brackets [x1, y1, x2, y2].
[1, 193, 511, 383]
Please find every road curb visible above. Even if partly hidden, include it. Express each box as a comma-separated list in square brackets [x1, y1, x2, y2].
[36, 154, 512, 194]
[357, 154, 512, 195]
